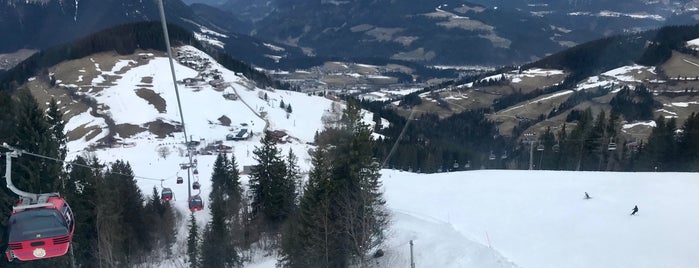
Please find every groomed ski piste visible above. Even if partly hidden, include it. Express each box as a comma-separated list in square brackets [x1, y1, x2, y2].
[58, 46, 699, 268]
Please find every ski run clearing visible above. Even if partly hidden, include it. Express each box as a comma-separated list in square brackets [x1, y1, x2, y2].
[56, 46, 699, 268]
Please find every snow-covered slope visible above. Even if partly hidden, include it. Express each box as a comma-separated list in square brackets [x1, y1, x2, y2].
[382, 169, 699, 268]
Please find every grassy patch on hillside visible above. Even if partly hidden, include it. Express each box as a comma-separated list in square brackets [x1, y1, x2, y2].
[135, 88, 167, 113]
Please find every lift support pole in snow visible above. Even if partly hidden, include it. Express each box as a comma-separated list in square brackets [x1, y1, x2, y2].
[410, 240, 415, 268]
[524, 132, 537, 170]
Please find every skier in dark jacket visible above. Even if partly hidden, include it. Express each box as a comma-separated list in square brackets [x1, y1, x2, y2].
[630, 205, 639, 215]
[584, 192, 591, 199]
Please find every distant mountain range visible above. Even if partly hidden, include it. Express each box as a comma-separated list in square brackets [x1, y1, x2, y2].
[4, 0, 699, 70]
[217, 0, 699, 66]
[0, 0, 200, 52]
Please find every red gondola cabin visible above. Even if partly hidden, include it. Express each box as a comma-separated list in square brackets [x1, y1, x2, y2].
[189, 195, 204, 212]
[161, 188, 173, 201]
[192, 181, 201, 190]
[177, 177, 183, 184]
[5, 195, 75, 262]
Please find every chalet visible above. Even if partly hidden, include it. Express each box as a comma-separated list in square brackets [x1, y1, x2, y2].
[223, 92, 238, 100]
[209, 79, 225, 88]
[226, 128, 251, 141]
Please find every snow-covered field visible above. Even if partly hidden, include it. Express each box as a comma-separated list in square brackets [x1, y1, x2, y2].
[58, 46, 699, 268]
[382, 169, 699, 268]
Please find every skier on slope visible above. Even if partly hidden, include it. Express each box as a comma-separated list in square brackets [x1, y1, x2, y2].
[630, 205, 639, 216]
[584, 192, 591, 199]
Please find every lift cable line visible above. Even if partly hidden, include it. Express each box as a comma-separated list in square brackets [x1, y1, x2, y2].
[157, 0, 194, 199]
[156, 0, 188, 143]
[1, 143, 163, 182]
[381, 107, 417, 169]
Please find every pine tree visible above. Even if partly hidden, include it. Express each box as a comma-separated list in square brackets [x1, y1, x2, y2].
[638, 116, 677, 171]
[538, 127, 556, 170]
[104, 160, 150, 264]
[280, 145, 335, 267]
[159, 202, 177, 257]
[201, 188, 237, 267]
[677, 113, 699, 170]
[13, 89, 62, 193]
[568, 108, 593, 170]
[187, 214, 200, 268]
[588, 110, 606, 171]
[145, 186, 177, 258]
[64, 156, 106, 267]
[286, 104, 292, 113]
[201, 153, 240, 267]
[605, 111, 622, 170]
[282, 99, 388, 267]
[286, 149, 302, 203]
[331, 99, 388, 266]
[46, 98, 67, 160]
[280, 99, 286, 109]
[248, 132, 295, 233]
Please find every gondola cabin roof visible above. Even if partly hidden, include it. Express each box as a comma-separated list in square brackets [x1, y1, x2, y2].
[13, 195, 65, 213]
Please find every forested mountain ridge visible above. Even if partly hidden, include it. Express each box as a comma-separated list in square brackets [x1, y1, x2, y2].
[367, 23, 699, 173]
[0, 0, 303, 69]
[0, 22, 282, 91]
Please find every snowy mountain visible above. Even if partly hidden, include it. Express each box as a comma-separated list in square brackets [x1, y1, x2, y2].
[12, 32, 699, 267]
